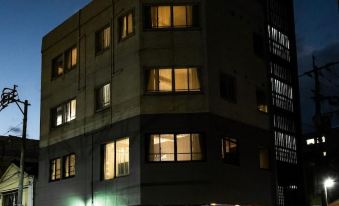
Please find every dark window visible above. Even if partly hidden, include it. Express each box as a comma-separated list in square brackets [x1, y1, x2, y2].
[64, 154, 76, 178]
[96, 83, 111, 111]
[50, 158, 61, 181]
[256, 89, 268, 113]
[221, 137, 239, 164]
[220, 73, 236, 102]
[96, 26, 111, 54]
[146, 67, 201, 93]
[119, 11, 135, 40]
[65, 46, 77, 70]
[51, 99, 76, 128]
[103, 138, 130, 180]
[253, 33, 265, 58]
[259, 148, 270, 169]
[2, 190, 18, 206]
[144, 5, 199, 29]
[52, 54, 64, 78]
[148, 133, 204, 162]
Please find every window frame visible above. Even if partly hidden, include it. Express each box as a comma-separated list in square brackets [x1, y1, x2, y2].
[102, 137, 130, 181]
[221, 137, 239, 165]
[143, 3, 200, 30]
[118, 10, 135, 41]
[95, 83, 111, 112]
[256, 88, 269, 113]
[146, 133, 205, 163]
[95, 24, 111, 55]
[51, 98, 77, 129]
[144, 66, 203, 94]
[51, 45, 78, 80]
[63, 153, 76, 179]
[49, 157, 62, 182]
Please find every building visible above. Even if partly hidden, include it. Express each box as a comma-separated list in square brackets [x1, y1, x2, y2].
[0, 162, 38, 206]
[304, 127, 339, 205]
[37, 0, 303, 205]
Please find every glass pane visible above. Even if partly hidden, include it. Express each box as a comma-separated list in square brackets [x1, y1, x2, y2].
[64, 156, 70, 177]
[157, 6, 171, 27]
[192, 134, 203, 160]
[56, 106, 63, 126]
[53, 55, 64, 77]
[56, 158, 61, 179]
[103, 84, 110, 107]
[104, 142, 115, 180]
[71, 48, 77, 67]
[160, 134, 174, 161]
[260, 149, 269, 169]
[70, 99, 76, 120]
[151, 7, 158, 28]
[127, 13, 133, 34]
[173, 6, 187, 27]
[149, 135, 161, 161]
[103, 27, 111, 48]
[70, 154, 76, 176]
[121, 16, 127, 39]
[51, 160, 56, 180]
[186, 6, 193, 26]
[159, 69, 172, 91]
[66, 50, 72, 69]
[175, 68, 188, 91]
[116, 138, 129, 176]
[188, 68, 200, 91]
[176, 134, 191, 161]
[230, 139, 237, 153]
[147, 69, 159, 91]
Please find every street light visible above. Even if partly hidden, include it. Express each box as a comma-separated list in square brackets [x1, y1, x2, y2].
[324, 177, 335, 206]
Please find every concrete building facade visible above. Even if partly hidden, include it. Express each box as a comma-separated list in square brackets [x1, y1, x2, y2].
[37, 0, 303, 205]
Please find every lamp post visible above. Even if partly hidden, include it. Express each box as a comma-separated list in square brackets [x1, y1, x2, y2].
[323, 177, 335, 206]
[0, 85, 30, 206]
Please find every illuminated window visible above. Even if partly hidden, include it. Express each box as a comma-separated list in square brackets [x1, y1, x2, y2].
[96, 25, 111, 54]
[220, 73, 236, 103]
[259, 148, 270, 169]
[103, 138, 130, 180]
[144, 5, 199, 29]
[50, 158, 61, 181]
[146, 67, 200, 93]
[96, 83, 111, 111]
[52, 99, 76, 127]
[256, 89, 268, 113]
[221, 137, 239, 164]
[148, 133, 203, 162]
[306, 138, 315, 145]
[119, 11, 134, 40]
[65, 46, 77, 70]
[52, 55, 64, 78]
[64, 154, 76, 178]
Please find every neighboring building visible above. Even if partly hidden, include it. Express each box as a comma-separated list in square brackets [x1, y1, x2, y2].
[38, 0, 303, 205]
[304, 128, 339, 205]
[0, 162, 38, 206]
[0, 136, 39, 176]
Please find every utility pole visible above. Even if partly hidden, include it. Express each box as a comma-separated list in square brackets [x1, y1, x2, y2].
[0, 85, 30, 206]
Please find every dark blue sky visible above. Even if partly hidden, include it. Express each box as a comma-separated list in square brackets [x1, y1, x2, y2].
[0, 0, 338, 139]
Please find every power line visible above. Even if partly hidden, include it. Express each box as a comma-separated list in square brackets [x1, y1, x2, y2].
[2, 122, 23, 136]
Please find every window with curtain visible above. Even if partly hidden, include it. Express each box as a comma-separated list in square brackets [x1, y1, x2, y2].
[64, 153, 76, 178]
[256, 89, 269, 113]
[221, 137, 239, 164]
[103, 138, 130, 180]
[146, 67, 201, 93]
[65, 46, 77, 70]
[50, 158, 61, 181]
[52, 99, 76, 127]
[119, 11, 134, 40]
[144, 5, 199, 29]
[148, 133, 203, 162]
[96, 25, 111, 54]
[96, 83, 111, 111]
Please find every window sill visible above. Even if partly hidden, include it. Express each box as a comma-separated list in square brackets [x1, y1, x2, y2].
[102, 174, 130, 181]
[95, 105, 111, 113]
[95, 47, 110, 57]
[51, 119, 76, 131]
[49, 179, 61, 183]
[51, 66, 77, 81]
[119, 33, 135, 43]
[147, 159, 206, 163]
[144, 27, 201, 32]
[63, 175, 75, 180]
[144, 91, 203, 96]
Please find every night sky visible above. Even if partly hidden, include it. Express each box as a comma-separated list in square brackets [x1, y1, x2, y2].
[0, 0, 338, 139]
